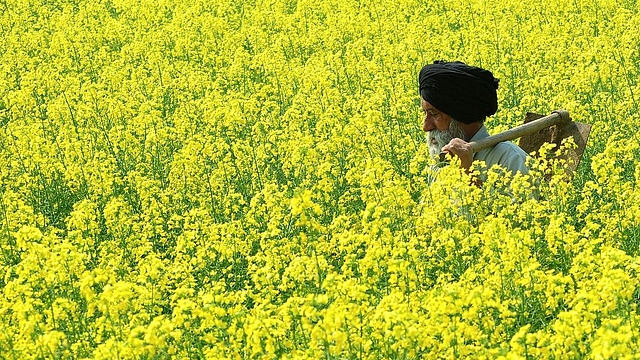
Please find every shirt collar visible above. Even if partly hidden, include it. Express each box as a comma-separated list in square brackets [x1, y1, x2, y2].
[469, 124, 489, 142]
[470, 125, 490, 160]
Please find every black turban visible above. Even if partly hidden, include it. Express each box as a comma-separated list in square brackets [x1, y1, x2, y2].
[419, 60, 500, 124]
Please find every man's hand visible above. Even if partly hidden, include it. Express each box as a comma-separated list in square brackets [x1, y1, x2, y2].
[442, 138, 474, 170]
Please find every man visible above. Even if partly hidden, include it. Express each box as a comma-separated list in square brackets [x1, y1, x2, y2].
[419, 60, 528, 176]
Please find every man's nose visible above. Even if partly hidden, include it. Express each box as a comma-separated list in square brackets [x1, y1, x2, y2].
[422, 115, 434, 132]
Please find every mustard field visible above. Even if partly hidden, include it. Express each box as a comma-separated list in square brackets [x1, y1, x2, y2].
[1, 0, 640, 358]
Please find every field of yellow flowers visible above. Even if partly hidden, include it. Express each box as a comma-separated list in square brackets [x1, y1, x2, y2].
[1, 0, 640, 358]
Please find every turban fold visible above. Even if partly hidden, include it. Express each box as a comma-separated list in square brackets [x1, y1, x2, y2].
[419, 60, 499, 124]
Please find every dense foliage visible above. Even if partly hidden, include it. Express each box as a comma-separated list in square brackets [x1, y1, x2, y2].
[1, 0, 640, 358]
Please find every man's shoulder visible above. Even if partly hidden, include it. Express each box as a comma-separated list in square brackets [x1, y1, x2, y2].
[492, 141, 528, 157]
[476, 140, 527, 160]
[474, 140, 529, 175]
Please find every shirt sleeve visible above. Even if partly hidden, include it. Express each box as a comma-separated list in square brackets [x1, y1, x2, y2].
[501, 151, 529, 175]
[480, 142, 529, 176]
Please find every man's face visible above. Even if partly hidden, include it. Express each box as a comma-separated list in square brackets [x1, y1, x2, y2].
[421, 99, 468, 158]
[421, 98, 453, 132]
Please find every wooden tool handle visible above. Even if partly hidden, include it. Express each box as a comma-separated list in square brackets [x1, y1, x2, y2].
[470, 110, 570, 153]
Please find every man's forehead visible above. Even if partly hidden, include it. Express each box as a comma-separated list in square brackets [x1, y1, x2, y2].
[421, 99, 439, 111]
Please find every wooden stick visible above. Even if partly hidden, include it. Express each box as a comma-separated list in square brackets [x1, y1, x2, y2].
[470, 110, 570, 152]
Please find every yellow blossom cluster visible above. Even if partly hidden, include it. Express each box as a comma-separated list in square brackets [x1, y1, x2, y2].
[1, 0, 640, 358]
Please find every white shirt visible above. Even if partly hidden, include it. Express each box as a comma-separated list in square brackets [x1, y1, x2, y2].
[471, 125, 529, 175]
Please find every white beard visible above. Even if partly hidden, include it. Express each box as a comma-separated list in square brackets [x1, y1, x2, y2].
[427, 120, 469, 159]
